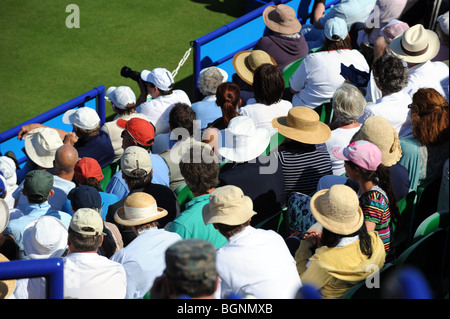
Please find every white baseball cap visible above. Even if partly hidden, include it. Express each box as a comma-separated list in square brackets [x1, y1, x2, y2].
[106, 86, 136, 110]
[140, 68, 174, 91]
[63, 107, 101, 130]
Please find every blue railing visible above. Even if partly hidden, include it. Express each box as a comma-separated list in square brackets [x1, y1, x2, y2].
[0, 85, 106, 166]
[191, 0, 341, 101]
[0, 258, 64, 299]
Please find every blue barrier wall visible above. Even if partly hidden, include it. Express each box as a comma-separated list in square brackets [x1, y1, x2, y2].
[191, 0, 341, 101]
[0, 85, 106, 167]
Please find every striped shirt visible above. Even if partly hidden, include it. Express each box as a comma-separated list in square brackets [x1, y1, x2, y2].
[274, 142, 332, 198]
[359, 185, 394, 262]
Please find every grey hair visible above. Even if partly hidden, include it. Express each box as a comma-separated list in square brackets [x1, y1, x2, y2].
[332, 83, 366, 124]
[198, 67, 225, 96]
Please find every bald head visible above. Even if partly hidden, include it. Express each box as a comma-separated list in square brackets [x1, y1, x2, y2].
[54, 144, 79, 173]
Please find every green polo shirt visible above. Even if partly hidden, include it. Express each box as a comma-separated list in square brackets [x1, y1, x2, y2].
[168, 194, 228, 249]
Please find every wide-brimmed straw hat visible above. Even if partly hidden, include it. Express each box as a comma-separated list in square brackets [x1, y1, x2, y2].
[218, 116, 271, 162]
[389, 24, 440, 63]
[114, 192, 167, 226]
[0, 254, 16, 299]
[202, 185, 256, 226]
[272, 106, 331, 144]
[263, 4, 301, 35]
[24, 127, 63, 168]
[310, 184, 364, 235]
[350, 116, 401, 167]
[232, 50, 277, 85]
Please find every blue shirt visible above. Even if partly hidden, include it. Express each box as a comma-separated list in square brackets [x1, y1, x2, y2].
[105, 153, 170, 199]
[75, 130, 115, 169]
[4, 201, 72, 259]
[191, 96, 223, 129]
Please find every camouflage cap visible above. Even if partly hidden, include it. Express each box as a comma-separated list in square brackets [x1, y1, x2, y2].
[164, 239, 217, 282]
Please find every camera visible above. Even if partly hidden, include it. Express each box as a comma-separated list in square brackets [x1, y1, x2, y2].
[121, 66, 141, 82]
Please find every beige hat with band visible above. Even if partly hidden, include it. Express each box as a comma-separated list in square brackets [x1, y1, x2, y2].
[263, 4, 301, 35]
[202, 185, 256, 226]
[272, 106, 331, 144]
[115, 192, 167, 226]
[310, 184, 364, 236]
[232, 50, 277, 85]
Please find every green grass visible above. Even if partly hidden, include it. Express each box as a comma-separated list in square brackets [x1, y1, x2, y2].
[0, 0, 246, 132]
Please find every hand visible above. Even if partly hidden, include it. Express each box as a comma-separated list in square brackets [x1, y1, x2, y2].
[303, 229, 322, 248]
[18, 123, 44, 140]
[63, 132, 78, 146]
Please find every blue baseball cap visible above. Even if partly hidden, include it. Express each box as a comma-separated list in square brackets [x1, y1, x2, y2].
[324, 17, 348, 41]
[67, 185, 102, 212]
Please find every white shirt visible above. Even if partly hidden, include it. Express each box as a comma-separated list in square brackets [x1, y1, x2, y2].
[402, 60, 449, 101]
[110, 227, 181, 299]
[325, 125, 361, 176]
[290, 50, 370, 108]
[136, 90, 191, 135]
[63, 252, 127, 299]
[240, 99, 292, 132]
[215, 226, 302, 299]
[358, 90, 412, 137]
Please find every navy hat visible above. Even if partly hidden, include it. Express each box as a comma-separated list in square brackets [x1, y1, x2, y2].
[67, 185, 102, 212]
[0, 173, 7, 196]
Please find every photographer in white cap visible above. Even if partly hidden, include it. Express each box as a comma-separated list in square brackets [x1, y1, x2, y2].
[136, 67, 191, 135]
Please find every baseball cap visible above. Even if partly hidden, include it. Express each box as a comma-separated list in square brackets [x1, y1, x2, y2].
[62, 107, 101, 130]
[117, 117, 155, 148]
[106, 86, 136, 110]
[74, 157, 104, 183]
[23, 170, 54, 202]
[120, 146, 152, 177]
[324, 17, 348, 41]
[140, 68, 174, 91]
[333, 140, 382, 171]
[70, 208, 105, 236]
[67, 185, 102, 211]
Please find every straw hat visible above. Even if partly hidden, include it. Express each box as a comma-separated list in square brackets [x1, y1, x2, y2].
[310, 184, 364, 235]
[0, 198, 9, 233]
[272, 106, 331, 144]
[350, 116, 401, 167]
[23, 216, 68, 259]
[0, 254, 16, 299]
[232, 50, 277, 85]
[24, 127, 63, 168]
[263, 4, 301, 35]
[218, 116, 271, 162]
[202, 185, 256, 226]
[389, 24, 440, 63]
[114, 192, 168, 226]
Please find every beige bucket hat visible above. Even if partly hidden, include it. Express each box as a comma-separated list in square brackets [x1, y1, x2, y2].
[115, 192, 167, 227]
[272, 106, 331, 144]
[389, 24, 440, 64]
[310, 184, 364, 235]
[263, 4, 301, 35]
[202, 185, 256, 226]
[232, 50, 277, 85]
[24, 127, 63, 168]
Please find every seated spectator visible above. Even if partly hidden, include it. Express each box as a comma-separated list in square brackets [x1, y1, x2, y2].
[103, 85, 149, 162]
[432, 11, 449, 62]
[150, 239, 219, 299]
[333, 140, 399, 262]
[136, 67, 191, 135]
[106, 146, 179, 246]
[191, 67, 228, 130]
[294, 184, 386, 299]
[254, 4, 309, 71]
[398, 88, 449, 191]
[239, 63, 292, 132]
[389, 24, 449, 101]
[169, 144, 228, 249]
[217, 116, 286, 226]
[290, 17, 370, 109]
[203, 185, 302, 299]
[110, 192, 181, 299]
[63, 208, 127, 299]
[106, 117, 170, 199]
[23, 215, 68, 299]
[72, 157, 120, 218]
[232, 49, 277, 105]
[272, 106, 332, 199]
[159, 103, 207, 191]
[325, 83, 365, 176]
[358, 54, 413, 137]
[4, 170, 72, 259]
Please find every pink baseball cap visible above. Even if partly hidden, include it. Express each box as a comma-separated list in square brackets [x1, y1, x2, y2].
[333, 140, 382, 171]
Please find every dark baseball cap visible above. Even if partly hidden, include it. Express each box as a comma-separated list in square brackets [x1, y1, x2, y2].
[23, 170, 54, 202]
[67, 185, 102, 212]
